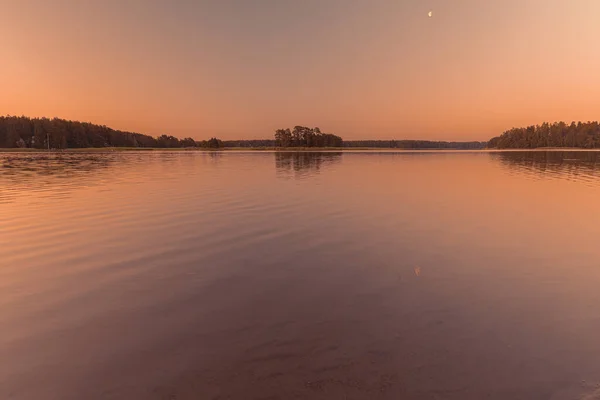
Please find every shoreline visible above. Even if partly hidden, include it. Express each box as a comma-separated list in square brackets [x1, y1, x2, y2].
[1, 147, 600, 153]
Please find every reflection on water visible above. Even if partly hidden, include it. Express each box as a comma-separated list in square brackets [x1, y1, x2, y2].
[275, 151, 342, 179]
[0, 151, 209, 204]
[0, 153, 118, 203]
[0, 153, 114, 175]
[3, 151, 599, 202]
[1, 150, 600, 400]
[493, 151, 600, 184]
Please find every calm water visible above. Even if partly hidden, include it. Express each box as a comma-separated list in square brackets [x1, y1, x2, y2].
[1, 151, 600, 400]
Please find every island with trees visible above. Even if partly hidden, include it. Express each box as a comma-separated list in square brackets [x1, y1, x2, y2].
[274, 126, 343, 148]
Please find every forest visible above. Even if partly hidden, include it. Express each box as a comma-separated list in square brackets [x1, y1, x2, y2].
[223, 139, 486, 149]
[274, 126, 343, 147]
[343, 140, 486, 149]
[6, 115, 600, 151]
[488, 122, 600, 149]
[0, 116, 198, 149]
[223, 139, 276, 148]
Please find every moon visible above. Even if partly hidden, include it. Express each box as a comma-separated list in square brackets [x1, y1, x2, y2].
[428, 11, 433, 17]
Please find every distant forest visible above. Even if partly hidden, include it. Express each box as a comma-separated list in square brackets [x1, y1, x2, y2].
[0, 116, 208, 149]
[488, 122, 600, 149]
[226, 139, 486, 149]
[5, 115, 600, 151]
[343, 140, 486, 149]
[222, 139, 277, 148]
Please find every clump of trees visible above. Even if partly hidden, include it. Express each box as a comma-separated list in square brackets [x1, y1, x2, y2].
[488, 121, 600, 149]
[274, 126, 343, 148]
[197, 137, 224, 148]
[0, 116, 198, 149]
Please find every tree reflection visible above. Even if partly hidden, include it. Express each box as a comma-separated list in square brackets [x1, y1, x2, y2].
[0, 153, 123, 203]
[274, 152, 342, 179]
[492, 151, 600, 182]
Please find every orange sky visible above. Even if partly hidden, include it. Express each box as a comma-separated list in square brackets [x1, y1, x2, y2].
[2, 0, 599, 141]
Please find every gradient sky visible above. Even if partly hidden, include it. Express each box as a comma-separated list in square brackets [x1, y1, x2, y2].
[2, 0, 600, 140]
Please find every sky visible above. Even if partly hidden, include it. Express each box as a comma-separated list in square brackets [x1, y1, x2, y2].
[2, 0, 600, 141]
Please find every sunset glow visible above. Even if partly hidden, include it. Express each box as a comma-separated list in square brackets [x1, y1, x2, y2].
[2, 0, 599, 140]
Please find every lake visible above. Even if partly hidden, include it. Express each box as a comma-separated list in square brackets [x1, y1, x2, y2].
[1, 150, 600, 400]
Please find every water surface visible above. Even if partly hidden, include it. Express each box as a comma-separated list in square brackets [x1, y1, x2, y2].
[1, 151, 600, 400]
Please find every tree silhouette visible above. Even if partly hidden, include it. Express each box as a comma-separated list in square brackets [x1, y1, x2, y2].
[0, 115, 201, 149]
[274, 126, 343, 148]
[488, 121, 600, 149]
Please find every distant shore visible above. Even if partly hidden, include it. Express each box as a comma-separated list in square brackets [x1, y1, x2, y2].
[3, 147, 480, 152]
[2, 147, 600, 153]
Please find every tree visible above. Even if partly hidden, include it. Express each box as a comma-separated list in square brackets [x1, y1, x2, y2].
[198, 137, 223, 148]
[180, 137, 197, 148]
[274, 126, 343, 148]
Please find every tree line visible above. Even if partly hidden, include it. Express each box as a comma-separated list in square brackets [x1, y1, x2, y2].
[0, 116, 203, 149]
[488, 122, 600, 149]
[274, 126, 343, 147]
[222, 139, 486, 149]
[222, 139, 276, 148]
[343, 140, 486, 149]
[7, 115, 600, 151]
